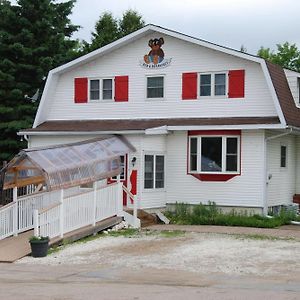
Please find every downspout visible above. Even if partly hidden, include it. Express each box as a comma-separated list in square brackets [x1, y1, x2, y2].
[263, 127, 293, 215]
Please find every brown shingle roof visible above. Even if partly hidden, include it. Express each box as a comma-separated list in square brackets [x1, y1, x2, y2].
[22, 117, 280, 133]
[266, 61, 300, 128]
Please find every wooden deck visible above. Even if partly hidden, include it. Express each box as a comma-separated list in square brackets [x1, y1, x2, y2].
[0, 216, 122, 263]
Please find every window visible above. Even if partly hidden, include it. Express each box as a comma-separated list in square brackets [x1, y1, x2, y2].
[111, 155, 126, 180]
[144, 154, 165, 189]
[90, 79, 100, 100]
[298, 78, 300, 105]
[199, 73, 226, 97]
[89, 78, 113, 101]
[147, 76, 164, 98]
[102, 79, 113, 100]
[189, 135, 240, 173]
[280, 145, 287, 168]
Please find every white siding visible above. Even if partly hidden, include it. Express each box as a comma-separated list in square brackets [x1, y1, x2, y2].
[296, 137, 300, 194]
[284, 69, 300, 107]
[45, 33, 277, 122]
[166, 130, 265, 208]
[266, 132, 296, 207]
[29, 134, 167, 209]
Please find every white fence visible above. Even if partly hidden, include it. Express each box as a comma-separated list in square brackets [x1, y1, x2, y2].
[37, 182, 123, 239]
[0, 189, 60, 240]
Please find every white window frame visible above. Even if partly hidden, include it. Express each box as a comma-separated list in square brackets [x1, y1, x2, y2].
[198, 72, 228, 98]
[88, 77, 114, 102]
[145, 75, 165, 100]
[188, 135, 240, 174]
[143, 152, 166, 191]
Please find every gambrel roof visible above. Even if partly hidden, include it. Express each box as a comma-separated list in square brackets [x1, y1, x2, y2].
[25, 24, 300, 133]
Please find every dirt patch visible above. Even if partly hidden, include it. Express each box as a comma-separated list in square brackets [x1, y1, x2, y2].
[17, 231, 300, 277]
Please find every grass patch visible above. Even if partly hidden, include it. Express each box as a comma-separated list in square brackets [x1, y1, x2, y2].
[160, 230, 185, 238]
[106, 228, 140, 237]
[166, 202, 299, 229]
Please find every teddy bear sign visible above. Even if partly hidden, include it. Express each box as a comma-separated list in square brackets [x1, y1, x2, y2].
[140, 37, 172, 69]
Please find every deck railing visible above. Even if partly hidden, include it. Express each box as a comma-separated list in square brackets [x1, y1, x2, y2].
[35, 182, 123, 239]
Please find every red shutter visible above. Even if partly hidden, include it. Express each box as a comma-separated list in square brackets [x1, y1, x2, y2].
[115, 76, 128, 102]
[228, 70, 245, 98]
[182, 73, 197, 100]
[74, 78, 88, 103]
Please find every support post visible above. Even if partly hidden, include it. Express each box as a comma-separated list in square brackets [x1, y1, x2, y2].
[12, 186, 18, 236]
[33, 209, 39, 237]
[59, 189, 64, 238]
[116, 175, 123, 216]
[93, 182, 97, 226]
[133, 195, 138, 228]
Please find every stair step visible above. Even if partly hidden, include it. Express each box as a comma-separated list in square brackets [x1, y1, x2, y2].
[293, 194, 300, 204]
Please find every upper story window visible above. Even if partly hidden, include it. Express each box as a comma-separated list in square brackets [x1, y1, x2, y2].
[199, 73, 227, 97]
[189, 134, 240, 174]
[147, 76, 164, 98]
[89, 78, 113, 101]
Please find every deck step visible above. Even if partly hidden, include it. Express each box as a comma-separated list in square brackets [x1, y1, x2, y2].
[126, 209, 157, 227]
[293, 194, 300, 204]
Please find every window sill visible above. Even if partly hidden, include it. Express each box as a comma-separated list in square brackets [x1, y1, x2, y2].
[189, 173, 239, 182]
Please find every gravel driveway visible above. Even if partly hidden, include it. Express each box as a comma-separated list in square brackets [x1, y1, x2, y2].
[17, 230, 300, 278]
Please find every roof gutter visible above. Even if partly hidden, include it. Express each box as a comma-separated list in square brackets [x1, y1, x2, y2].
[17, 130, 145, 136]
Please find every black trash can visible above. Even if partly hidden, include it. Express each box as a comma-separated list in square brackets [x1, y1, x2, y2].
[29, 237, 49, 257]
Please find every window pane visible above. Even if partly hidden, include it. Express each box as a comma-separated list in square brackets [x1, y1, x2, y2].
[103, 79, 112, 89]
[280, 146, 287, 167]
[190, 138, 197, 171]
[214, 74, 226, 96]
[227, 138, 238, 154]
[200, 74, 211, 96]
[226, 156, 237, 171]
[112, 156, 125, 180]
[200, 74, 211, 85]
[147, 77, 164, 88]
[90, 80, 99, 90]
[201, 137, 222, 172]
[144, 155, 154, 188]
[90, 90, 100, 100]
[147, 87, 164, 98]
[103, 90, 112, 99]
[155, 155, 164, 189]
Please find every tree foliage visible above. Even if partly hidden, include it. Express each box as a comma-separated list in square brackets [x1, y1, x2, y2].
[258, 42, 300, 72]
[84, 9, 145, 53]
[0, 0, 78, 161]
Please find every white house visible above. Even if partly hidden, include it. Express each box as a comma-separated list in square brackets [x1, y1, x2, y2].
[19, 24, 300, 215]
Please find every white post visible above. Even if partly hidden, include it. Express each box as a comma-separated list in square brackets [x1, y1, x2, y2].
[133, 195, 138, 228]
[59, 189, 64, 238]
[116, 175, 123, 216]
[33, 209, 39, 237]
[93, 182, 97, 226]
[12, 187, 18, 236]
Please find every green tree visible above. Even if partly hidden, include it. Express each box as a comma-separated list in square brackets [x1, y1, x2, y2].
[0, 0, 79, 161]
[84, 9, 145, 53]
[258, 42, 300, 72]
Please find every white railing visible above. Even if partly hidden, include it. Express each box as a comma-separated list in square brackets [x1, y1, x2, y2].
[0, 203, 15, 240]
[35, 182, 123, 239]
[0, 189, 60, 240]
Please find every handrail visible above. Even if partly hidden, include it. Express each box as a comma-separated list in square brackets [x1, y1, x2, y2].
[0, 202, 15, 211]
[122, 185, 134, 200]
[39, 202, 61, 214]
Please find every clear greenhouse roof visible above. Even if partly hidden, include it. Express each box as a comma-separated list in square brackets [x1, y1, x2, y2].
[3, 135, 135, 191]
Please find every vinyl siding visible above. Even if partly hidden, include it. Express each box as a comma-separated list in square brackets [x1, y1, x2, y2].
[296, 137, 300, 194]
[166, 130, 265, 208]
[284, 69, 300, 107]
[266, 131, 296, 207]
[44, 33, 277, 122]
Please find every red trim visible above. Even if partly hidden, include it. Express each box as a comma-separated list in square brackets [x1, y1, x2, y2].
[228, 70, 245, 98]
[191, 173, 238, 181]
[130, 170, 137, 196]
[188, 130, 241, 136]
[182, 72, 197, 100]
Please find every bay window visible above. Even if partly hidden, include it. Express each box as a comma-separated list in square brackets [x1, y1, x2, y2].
[189, 135, 240, 174]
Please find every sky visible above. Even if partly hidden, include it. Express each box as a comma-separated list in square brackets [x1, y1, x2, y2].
[68, 0, 299, 55]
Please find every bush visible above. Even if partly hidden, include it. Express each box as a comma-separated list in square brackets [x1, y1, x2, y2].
[166, 202, 297, 228]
